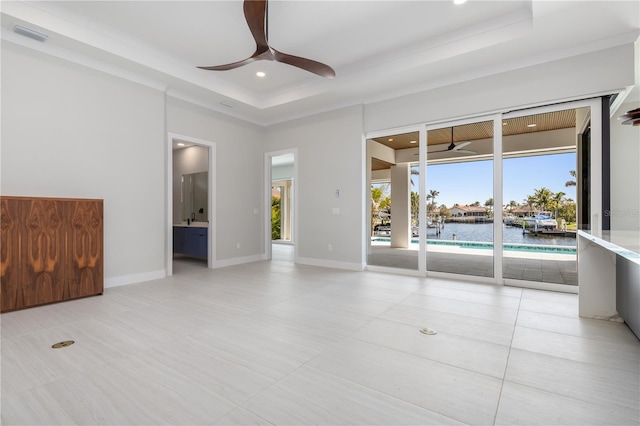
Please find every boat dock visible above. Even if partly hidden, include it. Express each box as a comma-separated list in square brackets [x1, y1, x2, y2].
[523, 229, 576, 237]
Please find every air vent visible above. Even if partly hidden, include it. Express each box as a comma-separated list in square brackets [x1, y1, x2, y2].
[13, 25, 49, 42]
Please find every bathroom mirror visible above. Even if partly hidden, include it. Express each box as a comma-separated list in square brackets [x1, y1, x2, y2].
[182, 171, 208, 222]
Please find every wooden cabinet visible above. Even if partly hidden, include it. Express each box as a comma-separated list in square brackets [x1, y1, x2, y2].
[1, 196, 103, 312]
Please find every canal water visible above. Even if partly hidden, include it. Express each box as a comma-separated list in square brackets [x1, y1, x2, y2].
[426, 222, 576, 246]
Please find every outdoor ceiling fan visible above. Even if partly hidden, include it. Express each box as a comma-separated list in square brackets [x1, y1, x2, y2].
[429, 140, 477, 155]
[198, 0, 336, 78]
[416, 127, 478, 155]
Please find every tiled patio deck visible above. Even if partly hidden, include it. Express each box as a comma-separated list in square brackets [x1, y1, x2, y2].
[368, 245, 578, 286]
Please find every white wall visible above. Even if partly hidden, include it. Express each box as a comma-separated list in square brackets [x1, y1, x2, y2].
[1, 42, 166, 285]
[610, 101, 640, 231]
[364, 44, 637, 132]
[2, 38, 636, 282]
[165, 97, 265, 261]
[265, 105, 364, 269]
[172, 145, 208, 223]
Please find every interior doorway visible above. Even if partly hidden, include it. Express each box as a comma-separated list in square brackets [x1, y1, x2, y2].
[265, 149, 297, 262]
[166, 133, 216, 276]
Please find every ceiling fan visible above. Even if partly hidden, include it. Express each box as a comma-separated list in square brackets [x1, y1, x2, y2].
[198, 0, 336, 78]
[429, 140, 477, 155]
[415, 128, 478, 155]
[431, 127, 477, 154]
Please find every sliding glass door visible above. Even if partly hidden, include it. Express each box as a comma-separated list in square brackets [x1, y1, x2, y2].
[367, 130, 421, 271]
[501, 101, 599, 288]
[426, 119, 495, 278]
[365, 98, 602, 290]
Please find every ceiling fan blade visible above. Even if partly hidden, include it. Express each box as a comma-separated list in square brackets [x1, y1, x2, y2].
[244, 0, 269, 51]
[452, 141, 471, 150]
[198, 0, 335, 78]
[455, 149, 478, 154]
[272, 49, 336, 78]
[198, 0, 270, 71]
[197, 55, 259, 71]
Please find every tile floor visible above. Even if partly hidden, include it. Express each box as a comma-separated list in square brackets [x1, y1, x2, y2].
[1, 245, 637, 425]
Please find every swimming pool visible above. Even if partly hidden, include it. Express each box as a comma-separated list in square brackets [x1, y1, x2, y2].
[371, 238, 577, 254]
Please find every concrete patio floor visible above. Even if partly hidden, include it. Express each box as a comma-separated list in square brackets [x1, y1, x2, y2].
[367, 244, 577, 286]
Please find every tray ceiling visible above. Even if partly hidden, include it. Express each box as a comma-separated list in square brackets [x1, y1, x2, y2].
[1, 1, 638, 125]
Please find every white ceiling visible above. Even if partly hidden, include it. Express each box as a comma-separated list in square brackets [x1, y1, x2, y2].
[2, 1, 639, 126]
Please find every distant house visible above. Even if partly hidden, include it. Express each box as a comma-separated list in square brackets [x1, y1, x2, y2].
[449, 205, 487, 218]
[512, 206, 541, 217]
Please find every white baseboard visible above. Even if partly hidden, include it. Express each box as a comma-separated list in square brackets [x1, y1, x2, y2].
[213, 253, 268, 268]
[296, 256, 364, 271]
[105, 269, 166, 288]
[366, 265, 425, 277]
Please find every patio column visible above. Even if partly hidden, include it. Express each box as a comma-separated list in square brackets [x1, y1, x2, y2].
[390, 163, 410, 248]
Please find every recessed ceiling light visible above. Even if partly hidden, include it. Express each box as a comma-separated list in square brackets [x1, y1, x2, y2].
[453, 0, 468, 5]
[503, 122, 507, 126]
[527, 123, 537, 128]
[256, 71, 266, 77]
[410, 140, 417, 144]
[177, 142, 185, 147]
[388, 138, 394, 142]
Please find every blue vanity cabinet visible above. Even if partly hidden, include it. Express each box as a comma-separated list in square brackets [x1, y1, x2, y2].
[173, 226, 207, 258]
[173, 227, 186, 254]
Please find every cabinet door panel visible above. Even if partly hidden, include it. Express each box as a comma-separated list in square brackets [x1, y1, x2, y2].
[67, 200, 103, 298]
[1, 198, 23, 311]
[22, 199, 66, 307]
[173, 227, 185, 253]
[183, 227, 207, 258]
[194, 230, 208, 258]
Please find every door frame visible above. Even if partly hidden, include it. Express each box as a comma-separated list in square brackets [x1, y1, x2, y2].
[166, 132, 216, 275]
[500, 97, 601, 291]
[424, 114, 499, 285]
[264, 148, 298, 261]
[364, 124, 425, 275]
[362, 97, 603, 291]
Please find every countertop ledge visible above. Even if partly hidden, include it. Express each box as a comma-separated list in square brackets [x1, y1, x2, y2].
[174, 222, 209, 228]
[577, 230, 640, 264]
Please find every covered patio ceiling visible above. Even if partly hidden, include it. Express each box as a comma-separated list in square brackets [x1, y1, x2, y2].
[370, 108, 581, 170]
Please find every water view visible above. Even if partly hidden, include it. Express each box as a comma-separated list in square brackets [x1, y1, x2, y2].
[424, 222, 576, 246]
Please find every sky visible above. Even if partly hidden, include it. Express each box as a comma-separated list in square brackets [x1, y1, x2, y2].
[405, 152, 577, 207]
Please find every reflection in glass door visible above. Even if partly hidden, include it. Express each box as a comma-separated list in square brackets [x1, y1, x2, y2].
[501, 108, 581, 286]
[367, 131, 420, 270]
[426, 120, 494, 278]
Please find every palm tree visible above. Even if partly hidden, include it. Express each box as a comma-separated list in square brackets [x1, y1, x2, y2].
[471, 201, 481, 207]
[533, 187, 553, 212]
[508, 200, 518, 213]
[410, 191, 419, 226]
[371, 185, 390, 236]
[565, 170, 577, 187]
[428, 190, 439, 214]
[551, 191, 566, 219]
[523, 195, 536, 215]
[484, 198, 494, 218]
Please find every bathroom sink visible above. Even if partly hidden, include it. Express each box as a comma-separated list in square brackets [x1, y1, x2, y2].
[175, 221, 209, 228]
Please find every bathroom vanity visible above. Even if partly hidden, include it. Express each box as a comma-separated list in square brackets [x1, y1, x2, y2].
[173, 222, 208, 258]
